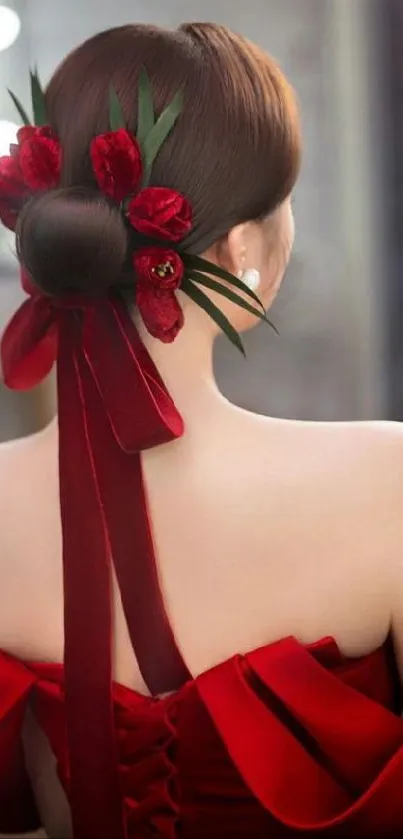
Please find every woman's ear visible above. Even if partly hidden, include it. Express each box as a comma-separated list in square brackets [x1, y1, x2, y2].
[213, 223, 253, 277]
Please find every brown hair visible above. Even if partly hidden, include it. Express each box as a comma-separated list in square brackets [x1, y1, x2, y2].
[17, 22, 301, 296]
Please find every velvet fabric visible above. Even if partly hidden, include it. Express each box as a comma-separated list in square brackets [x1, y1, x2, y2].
[90, 129, 193, 247]
[128, 187, 192, 242]
[1, 121, 192, 343]
[90, 128, 192, 340]
[136, 282, 184, 343]
[90, 129, 143, 203]
[0, 154, 27, 230]
[133, 247, 184, 342]
[133, 248, 184, 290]
[0, 638, 402, 837]
[0, 126, 60, 230]
[1, 287, 190, 838]
[17, 129, 61, 191]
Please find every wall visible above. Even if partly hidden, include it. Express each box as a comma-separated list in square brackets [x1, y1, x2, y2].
[383, 0, 403, 419]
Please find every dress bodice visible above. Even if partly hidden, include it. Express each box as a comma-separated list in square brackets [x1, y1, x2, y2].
[0, 634, 402, 838]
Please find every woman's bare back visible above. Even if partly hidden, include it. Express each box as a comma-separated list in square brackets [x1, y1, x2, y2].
[2, 407, 403, 838]
[0, 409, 401, 693]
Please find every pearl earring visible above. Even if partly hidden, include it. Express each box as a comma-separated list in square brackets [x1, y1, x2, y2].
[239, 268, 261, 293]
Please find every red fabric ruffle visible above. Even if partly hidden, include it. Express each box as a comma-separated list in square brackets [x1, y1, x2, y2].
[0, 636, 402, 838]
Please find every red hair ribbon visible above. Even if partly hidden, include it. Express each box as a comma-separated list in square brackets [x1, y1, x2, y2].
[1, 284, 190, 838]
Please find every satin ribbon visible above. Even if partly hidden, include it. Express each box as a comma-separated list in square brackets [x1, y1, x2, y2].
[1, 288, 190, 838]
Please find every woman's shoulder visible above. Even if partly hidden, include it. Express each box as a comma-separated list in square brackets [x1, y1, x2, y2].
[243, 415, 403, 600]
[0, 425, 61, 663]
[247, 413, 403, 447]
[247, 415, 403, 487]
[289, 418, 403, 512]
[210, 410, 403, 537]
[0, 426, 54, 508]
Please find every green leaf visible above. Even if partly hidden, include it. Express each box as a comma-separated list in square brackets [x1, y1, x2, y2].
[189, 271, 268, 323]
[109, 86, 126, 131]
[30, 69, 47, 126]
[185, 253, 265, 311]
[182, 277, 245, 355]
[8, 89, 31, 126]
[137, 68, 155, 148]
[143, 87, 183, 179]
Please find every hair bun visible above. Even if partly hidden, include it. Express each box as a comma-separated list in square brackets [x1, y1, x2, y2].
[16, 187, 128, 297]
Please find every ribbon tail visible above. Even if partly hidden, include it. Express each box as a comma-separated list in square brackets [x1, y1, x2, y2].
[82, 300, 190, 695]
[57, 310, 125, 839]
[1, 297, 57, 390]
[83, 299, 184, 452]
[91, 420, 191, 695]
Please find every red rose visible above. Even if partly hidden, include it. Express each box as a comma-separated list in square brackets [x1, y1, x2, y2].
[0, 126, 62, 230]
[133, 247, 185, 342]
[0, 154, 25, 191]
[136, 283, 184, 343]
[133, 247, 184, 290]
[90, 129, 143, 203]
[18, 132, 61, 191]
[0, 154, 27, 230]
[17, 125, 56, 146]
[128, 187, 192, 242]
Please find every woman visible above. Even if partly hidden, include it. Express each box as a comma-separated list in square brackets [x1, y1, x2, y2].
[1, 20, 403, 839]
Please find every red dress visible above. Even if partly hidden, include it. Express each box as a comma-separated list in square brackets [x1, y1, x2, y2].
[1, 297, 403, 837]
[0, 635, 403, 837]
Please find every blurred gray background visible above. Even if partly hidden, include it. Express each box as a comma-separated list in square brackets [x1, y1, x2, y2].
[0, 0, 391, 439]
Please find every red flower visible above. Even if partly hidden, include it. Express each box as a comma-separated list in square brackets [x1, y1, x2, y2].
[0, 126, 61, 230]
[19, 132, 61, 191]
[133, 247, 184, 290]
[128, 187, 192, 242]
[90, 129, 143, 203]
[0, 154, 28, 230]
[17, 125, 56, 146]
[136, 283, 184, 343]
[133, 247, 185, 342]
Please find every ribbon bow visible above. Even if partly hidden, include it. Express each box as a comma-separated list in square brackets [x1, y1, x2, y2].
[2, 275, 184, 448]
[1, 284, 190, 838]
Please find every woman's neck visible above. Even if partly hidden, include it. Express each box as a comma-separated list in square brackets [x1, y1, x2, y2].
[44, 304, 231, 443]
[137, 304, 228, 425]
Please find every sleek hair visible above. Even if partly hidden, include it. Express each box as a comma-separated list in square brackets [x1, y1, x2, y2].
[17, 22, 301, 297]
